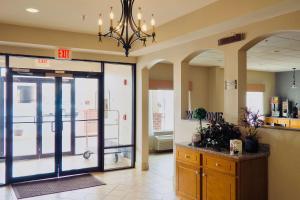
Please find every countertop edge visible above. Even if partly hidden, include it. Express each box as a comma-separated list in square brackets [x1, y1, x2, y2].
[176, 142, 270, 161]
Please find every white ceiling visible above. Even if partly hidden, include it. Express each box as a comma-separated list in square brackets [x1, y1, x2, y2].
[189, 49, 224, 67]
[0, 0, 217, 34]
[189, 32, 300, 72]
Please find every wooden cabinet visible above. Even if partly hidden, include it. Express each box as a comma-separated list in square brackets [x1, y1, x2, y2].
[176, 162, 201, 200]
[265, 117, 300, 128]
[290, 119, 300, 128]
[176, 146, 201, 200]
[176, 145, 268, 200]
[202, 168, 235, 200]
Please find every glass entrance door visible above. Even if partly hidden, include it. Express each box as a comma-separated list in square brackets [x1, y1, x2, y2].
[11, 74, 57, 180]
[8, 70, 101, 183]
[61, 76, 100, 173]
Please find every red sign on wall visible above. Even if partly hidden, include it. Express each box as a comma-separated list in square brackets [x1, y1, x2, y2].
[56, 48, 72, 60]
[35, 59, 50, 67]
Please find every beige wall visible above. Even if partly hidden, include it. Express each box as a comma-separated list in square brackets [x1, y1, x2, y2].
[186, 68, 275, 115]
[247, 70, 276, 115]
[149, 63, 173, 81]
[188, 66, 210, 111]
[258, 128, 300, 200]
[181, 64, 224, 117]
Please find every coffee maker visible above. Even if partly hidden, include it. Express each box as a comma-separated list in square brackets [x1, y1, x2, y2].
[271, 97, 280, 117]
[282, 99, 291, 117]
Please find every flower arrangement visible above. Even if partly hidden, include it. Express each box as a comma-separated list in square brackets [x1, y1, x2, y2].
[240, 107, 264, 152]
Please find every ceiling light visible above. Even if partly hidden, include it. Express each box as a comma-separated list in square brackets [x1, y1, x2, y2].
[26, 8, 39, 13]
[291, 68, 297, 89]
[97, 0, 156, 57]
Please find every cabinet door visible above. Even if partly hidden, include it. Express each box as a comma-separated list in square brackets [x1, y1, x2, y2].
[176, 162, 200, 200]
[203, 169, 236, 200]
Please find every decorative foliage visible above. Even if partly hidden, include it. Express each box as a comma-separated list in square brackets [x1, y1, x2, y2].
[240, 107, 264, 140]
[193, 108, 207, 133]
[198, 120, 241, 151]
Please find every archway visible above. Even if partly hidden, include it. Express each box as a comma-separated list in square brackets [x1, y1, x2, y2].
[243, 31, 300, 121]
[180, 49, 225, 120]
[147, 60, 175, 177]
[240, 30, 300, 200]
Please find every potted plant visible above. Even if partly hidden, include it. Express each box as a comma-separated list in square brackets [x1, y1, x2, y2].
[191, 108, 207, 146]
[200, 120, 241, 151]
[240, 108, 264, 153]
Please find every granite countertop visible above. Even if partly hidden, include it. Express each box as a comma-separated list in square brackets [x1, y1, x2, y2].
[176, 142, 270, 161]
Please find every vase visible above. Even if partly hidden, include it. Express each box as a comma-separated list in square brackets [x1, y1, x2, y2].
[245, 138, 258, 153]
[192, 133, 201, 146]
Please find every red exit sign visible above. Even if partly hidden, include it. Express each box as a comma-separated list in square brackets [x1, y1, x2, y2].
[56, 48, 72, 60]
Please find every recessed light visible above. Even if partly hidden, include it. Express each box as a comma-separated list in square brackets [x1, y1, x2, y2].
[26, 8, 40, 13]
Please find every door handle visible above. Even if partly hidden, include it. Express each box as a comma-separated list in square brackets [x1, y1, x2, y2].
[51, 121, 55, 132]
[51, 121, 64, 132]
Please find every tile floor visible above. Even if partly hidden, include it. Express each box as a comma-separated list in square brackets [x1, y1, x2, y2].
[0, 153, 178, 200]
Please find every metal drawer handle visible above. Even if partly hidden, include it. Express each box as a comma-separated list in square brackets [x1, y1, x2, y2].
[202, 173, 206, 177]
[215, 162, 219, 167]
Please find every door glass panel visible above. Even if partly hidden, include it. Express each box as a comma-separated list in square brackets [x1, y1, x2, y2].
[104, 63, 134, 170]
[104, 147, 133, 170]
[12, 75, 56, 178]
[62, 81, 72, 153]
[0, 59, 6, 184]
[42, 82, 55, 155]
[61, 77, 99, 171]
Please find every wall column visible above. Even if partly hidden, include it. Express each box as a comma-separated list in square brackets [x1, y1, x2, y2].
[136, 65, 149, 170]
[223, 48, 247, 124]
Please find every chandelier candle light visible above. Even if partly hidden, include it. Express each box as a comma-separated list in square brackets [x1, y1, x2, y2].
[98, 0, 156, 57]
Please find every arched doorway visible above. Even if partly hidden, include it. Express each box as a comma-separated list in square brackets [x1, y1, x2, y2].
[147, 60, 175, 178]
[240, 30, 300, 200]
[244, 31, 300, 121]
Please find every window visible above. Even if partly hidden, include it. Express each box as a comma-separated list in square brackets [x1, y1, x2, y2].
[104, 63, 135, 170]
[0, 56, 6, 185]
[246, 92, 264, 115]
[149, 90, 174, 133]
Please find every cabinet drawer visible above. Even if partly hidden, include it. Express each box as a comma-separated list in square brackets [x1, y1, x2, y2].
[176, 146, 200, 166]
[203, 155, 236, 175]
[265, 117, 278, 125]
[277, 118, 290, 127]
[290, 119, 300, 128]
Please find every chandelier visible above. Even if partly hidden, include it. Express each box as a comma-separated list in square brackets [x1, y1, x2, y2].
[98, 0, 156, 57]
